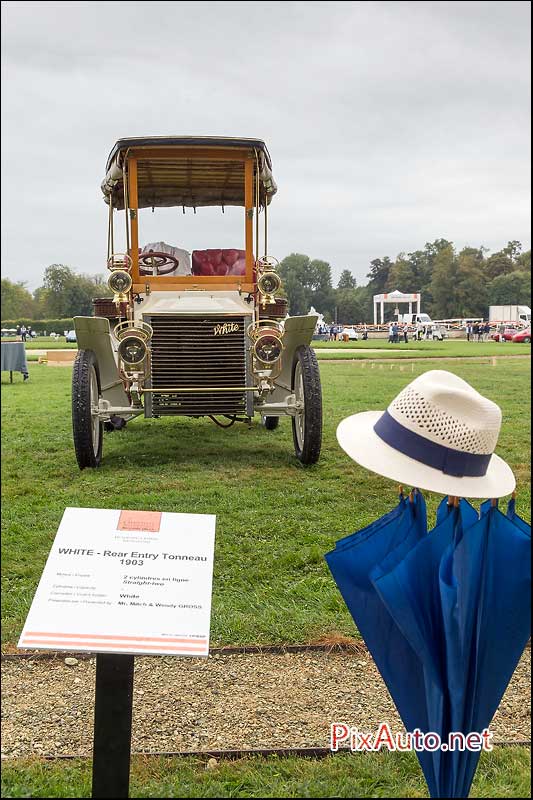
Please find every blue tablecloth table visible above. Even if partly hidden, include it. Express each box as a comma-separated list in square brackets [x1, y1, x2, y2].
[1, 341, 29, 381]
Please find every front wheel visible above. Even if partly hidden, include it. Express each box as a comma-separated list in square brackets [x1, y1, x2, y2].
[72, 349, 103, 469]
[291, 345, 322, 465]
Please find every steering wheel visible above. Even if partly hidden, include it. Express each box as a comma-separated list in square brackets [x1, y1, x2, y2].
[138, 251, 179, 276]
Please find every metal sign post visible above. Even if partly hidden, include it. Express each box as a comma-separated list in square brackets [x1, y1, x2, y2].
[91, 654, 135, 799]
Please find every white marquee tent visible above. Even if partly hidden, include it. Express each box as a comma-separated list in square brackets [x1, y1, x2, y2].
[373, 290, 421, 324]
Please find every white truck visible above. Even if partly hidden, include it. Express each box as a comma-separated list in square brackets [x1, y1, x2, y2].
[399, 312, 433, 326]
[489, 305, 531, 326]
[398, 312, 447, 340]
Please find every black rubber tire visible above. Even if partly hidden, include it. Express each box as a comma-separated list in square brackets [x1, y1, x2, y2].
[291, 345, 322, 465]
[72, 349, 103, 469]
[523, 337, 531, 344]
[262, 416, 280, 430]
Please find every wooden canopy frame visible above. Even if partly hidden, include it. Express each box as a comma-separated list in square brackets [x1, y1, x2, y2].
[106, 144, 271, 293]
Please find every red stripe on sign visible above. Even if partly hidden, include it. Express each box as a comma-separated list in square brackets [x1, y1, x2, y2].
[24, 632, 206, 643]
[20, 639, 207, 652]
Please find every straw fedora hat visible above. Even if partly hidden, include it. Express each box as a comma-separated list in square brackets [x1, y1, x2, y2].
[337, 370, 515, 498]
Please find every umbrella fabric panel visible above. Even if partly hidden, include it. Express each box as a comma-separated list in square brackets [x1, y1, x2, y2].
[325, 492, 440, 795]
[326, 495, 530, 799]
[451, 507, 531, 796]
[373, 500, 478, 797]
[506, 497, 531, 536]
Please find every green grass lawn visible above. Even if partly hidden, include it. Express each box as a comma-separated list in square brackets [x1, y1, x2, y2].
[26, 338, 77, 350]
[2, 358, 530, 647]
[313, 338, 531, 360]
[2, 336, 77, 350]
[1, 749, 530, 798]
[1, 358, 530, 798]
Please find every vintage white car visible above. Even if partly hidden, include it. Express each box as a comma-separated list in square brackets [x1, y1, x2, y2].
[72, 137, 322, 469]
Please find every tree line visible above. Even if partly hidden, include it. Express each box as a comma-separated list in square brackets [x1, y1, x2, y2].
[1, 265, 110, 322]
[1, 240, 530, 324]
[278, 240, 530, 322]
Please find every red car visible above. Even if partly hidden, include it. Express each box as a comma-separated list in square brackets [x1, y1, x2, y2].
[491, 327, 519, 342]
[512, 328, 531, 343]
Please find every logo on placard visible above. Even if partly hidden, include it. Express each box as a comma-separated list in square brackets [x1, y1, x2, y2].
[117, 510, 162, 532]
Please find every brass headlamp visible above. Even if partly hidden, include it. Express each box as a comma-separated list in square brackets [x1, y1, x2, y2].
[118, 334, 147, 367]
[107, 253, 133, 307]
[247, 319, 284, 374]
[256, 256, 282, 309]
[107, 269, 132, 303]
[114, 320, 153, 372]
[257, 271, 281, 306]
[254, 330, 283, 364]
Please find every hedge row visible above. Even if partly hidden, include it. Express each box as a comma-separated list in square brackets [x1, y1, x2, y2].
[1, 318, 75, 334]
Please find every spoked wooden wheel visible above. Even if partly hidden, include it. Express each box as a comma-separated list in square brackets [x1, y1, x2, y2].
[72, 349, 103, 469]
[291, 345, 322, 465]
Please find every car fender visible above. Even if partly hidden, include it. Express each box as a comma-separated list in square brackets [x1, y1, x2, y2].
[267, 315, 318, 404]
[73, 316, 130, 408]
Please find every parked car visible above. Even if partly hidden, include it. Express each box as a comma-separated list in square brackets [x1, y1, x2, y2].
[430, 324, 445, 341]
[341, 327, 359, 341]
[491, 327, 518, 342]
[71, 135, 323, 470]
[65, 330, 77, 343]
[512, 328, 531, 344]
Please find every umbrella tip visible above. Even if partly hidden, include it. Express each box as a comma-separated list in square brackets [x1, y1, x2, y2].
[453, 496, 460, 507]
[398, 484, 404, 496]
[491, 498, 498, 507]
[512, 490, 517, 500]
[409, 490, 414, 503]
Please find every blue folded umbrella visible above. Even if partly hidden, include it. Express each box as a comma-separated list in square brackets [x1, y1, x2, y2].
[326, 494, 531, 798]
[372, 498, 478, 796]
[506, 495, 531, 537]
[444, 504, 531, 796]
[325, 491, 441, 795]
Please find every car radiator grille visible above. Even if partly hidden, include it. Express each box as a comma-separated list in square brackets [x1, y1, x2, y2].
[146, 315, 250, 416]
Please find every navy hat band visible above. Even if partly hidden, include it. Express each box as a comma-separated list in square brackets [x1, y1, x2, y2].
[373, 410, 491, 478]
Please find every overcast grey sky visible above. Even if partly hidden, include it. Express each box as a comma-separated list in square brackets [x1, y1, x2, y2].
[1, 0, 531, 290]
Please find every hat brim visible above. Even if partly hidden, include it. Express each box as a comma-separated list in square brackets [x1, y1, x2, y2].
[337, 411, 516, 499]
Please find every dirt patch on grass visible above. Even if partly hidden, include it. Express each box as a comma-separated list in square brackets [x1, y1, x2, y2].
[2, 647, 530, 759]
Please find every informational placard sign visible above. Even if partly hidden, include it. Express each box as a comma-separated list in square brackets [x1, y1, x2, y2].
[18, 508, 216, 656]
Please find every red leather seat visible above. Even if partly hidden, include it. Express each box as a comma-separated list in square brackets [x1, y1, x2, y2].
[192, 249, 246, 276]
